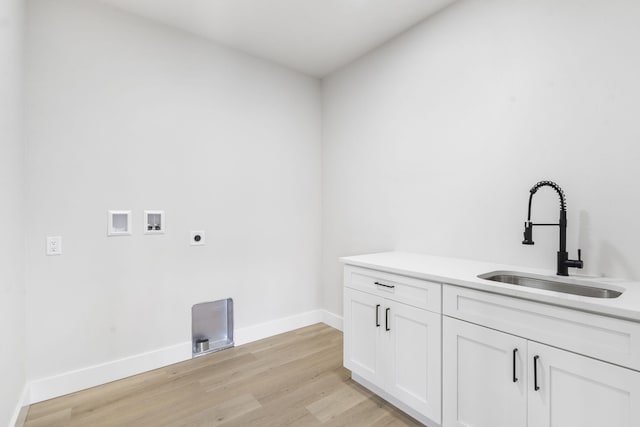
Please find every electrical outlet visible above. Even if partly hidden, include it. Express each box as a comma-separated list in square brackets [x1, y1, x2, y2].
[46, 236, 62, 256]
[190, 231, 205, 246]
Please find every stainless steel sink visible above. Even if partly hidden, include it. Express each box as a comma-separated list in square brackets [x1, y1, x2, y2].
[478, 272, 623, 299]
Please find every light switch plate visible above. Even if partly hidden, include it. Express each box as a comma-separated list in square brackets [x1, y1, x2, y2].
[46, 236, 62, 255]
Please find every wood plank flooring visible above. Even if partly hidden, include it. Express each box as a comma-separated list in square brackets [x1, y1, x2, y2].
[23, 323, 422, 426]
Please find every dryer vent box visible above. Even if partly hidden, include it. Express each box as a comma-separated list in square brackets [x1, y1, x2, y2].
[191, 298, 234, 358]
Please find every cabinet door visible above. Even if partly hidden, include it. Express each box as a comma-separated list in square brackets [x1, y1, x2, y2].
[343, 287, 385, 388]
[386, 300, 442, 423]
[443, 317, 527, 427]
[528, 341, 640, 427]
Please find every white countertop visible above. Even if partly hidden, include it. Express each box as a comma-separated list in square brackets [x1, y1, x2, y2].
[340, 252, 640, 322]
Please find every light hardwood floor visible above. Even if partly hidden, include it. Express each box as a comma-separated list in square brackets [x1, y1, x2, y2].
[23, 323, 422, 426]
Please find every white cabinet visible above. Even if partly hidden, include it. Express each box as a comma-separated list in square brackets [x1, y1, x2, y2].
[342, 256, 640, 427]
[343, 287, 385, 388]
[444, 307, 640, 427]
[386, 298, 441, 418]
[443, 316, 527, 427]
[528, 340, 640, 427]
[343, 267, 442, 425]
[442, 285, 640, 371]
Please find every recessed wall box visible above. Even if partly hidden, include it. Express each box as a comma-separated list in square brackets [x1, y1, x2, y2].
[144, 210, 165, 234]
[108, 210, 132, 236]
[192, 298, 234, 358]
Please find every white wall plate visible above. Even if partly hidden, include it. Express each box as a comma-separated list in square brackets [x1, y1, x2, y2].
[46, 236, 62, 255]
[108, 210, 132, 236]
[144, 210, 165, 234]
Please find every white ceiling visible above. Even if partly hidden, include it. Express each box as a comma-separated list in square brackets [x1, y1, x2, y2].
[100, 0, 456, 77]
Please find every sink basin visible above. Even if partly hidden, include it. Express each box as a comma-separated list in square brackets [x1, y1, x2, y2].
[478, 271, 623, 299]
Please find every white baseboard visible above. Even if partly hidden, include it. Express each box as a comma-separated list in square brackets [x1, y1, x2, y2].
[234, 309, 323, 345]
[9, 385, 29, 427]
[28, 340, 192, 405]
[27, 309, 343, 406]
[322, 309, 343, 331]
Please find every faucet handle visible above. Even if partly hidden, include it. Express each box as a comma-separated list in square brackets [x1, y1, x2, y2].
[568, 249, 584, 269]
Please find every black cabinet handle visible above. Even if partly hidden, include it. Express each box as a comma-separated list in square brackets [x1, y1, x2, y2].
[375, 304, 380, 327]
[533, 355, 540, 391]
[385, 308, 391, 331]
[513, 349, 518, 383]
[375, 281, 395, 289]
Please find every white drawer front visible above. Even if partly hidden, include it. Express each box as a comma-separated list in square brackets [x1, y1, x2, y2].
[443, 284, 640, 371]
[344, 265, 441, 313]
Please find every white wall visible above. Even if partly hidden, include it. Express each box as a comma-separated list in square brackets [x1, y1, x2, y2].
[24, 0, 321, 382]
[21, 0, 640, 405]
[0, 0, 25, 423]
[322, 0, 640, 315]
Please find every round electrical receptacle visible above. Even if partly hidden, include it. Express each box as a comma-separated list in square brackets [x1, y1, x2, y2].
[190, 230, 206, 246]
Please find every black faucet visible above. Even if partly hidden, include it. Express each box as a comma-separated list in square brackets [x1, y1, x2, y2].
[522, 180, 583, 276]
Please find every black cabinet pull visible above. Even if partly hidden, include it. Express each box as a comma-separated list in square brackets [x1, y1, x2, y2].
[375, 304, 380, 327]
[385, 308, 390, 331]
[533, 355, 540, 391]
[513, 349, 518, 383]
[375, 281, 395, 289]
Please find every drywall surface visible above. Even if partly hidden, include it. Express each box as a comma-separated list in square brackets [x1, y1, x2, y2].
[24, 0, 321, 381]
[322, 0, 640, 315]
[0, 0, 25, 423]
